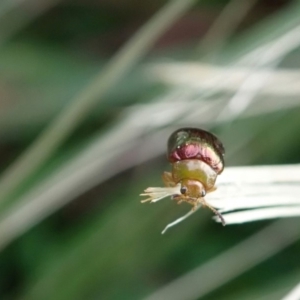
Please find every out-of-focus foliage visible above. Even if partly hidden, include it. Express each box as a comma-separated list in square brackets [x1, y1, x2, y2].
[0, 0, 300, 299]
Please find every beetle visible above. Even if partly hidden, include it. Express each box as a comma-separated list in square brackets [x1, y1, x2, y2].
[141, 128, 225, 232]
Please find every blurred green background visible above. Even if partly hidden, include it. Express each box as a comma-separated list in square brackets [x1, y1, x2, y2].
[1, 0, 300, 299]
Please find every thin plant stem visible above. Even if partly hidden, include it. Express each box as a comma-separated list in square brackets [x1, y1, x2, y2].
[198, 0, 258, 59]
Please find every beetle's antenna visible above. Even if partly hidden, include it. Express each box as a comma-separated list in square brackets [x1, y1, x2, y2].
[161, 204, 201, 234]
[140, 186, 181, 203]
[204, 201, 226, 226]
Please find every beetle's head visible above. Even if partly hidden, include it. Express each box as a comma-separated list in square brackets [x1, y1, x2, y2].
[179, 179, 206, 200]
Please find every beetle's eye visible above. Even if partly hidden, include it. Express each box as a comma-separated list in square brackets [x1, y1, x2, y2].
[180, 186, 187, 194]
[201, 190, 206, 197]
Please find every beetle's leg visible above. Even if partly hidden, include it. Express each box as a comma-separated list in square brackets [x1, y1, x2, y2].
[162, 171, 176, 187]
[161, 204, 201, 234]
[200, 198, 226, 226]
[172, 194, 183, 204]
[192, 203, 199, 211]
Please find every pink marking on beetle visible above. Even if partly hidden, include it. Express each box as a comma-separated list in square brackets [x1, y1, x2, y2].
[168, 143, 224, 174]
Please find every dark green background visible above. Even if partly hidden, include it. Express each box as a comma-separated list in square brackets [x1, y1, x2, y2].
[0, 0, 299, 299]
